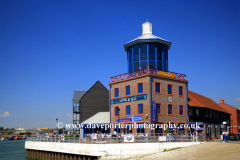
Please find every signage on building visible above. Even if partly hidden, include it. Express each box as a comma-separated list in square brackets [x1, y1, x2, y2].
[197, 122, 204, 125]
[214, 125, 218, 128]
[124, 135, 134, 142]
[116, 117, 132, 122]
[159, 136, 167, 141]
[132, 116, 141, 122]
[111, 94, 147, 104]
[221, 124, 225, 128]
[157, 71, 176, 78]
[153, 101, 155, 121]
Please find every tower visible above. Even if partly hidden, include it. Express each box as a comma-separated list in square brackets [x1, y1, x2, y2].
[124, 22, 171, 72]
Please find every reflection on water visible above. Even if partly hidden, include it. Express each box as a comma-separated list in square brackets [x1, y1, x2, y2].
[0, 140, 32, 160]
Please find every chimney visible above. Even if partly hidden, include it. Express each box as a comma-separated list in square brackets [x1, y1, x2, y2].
[220, 98, 224, 103]
[142, 22, 152, 34]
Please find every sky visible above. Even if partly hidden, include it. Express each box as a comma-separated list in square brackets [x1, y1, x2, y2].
[0, 0, 240, 129]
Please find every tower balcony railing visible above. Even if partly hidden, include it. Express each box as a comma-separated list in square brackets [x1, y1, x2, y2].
[110, 67, 187, 83]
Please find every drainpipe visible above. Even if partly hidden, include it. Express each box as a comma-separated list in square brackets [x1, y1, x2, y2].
[186, 83, 189, 125]
[110, 85, 112, 133]
[150, 76, 153, 135]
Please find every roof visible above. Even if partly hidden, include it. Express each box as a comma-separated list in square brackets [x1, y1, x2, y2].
[72, 91, 87, 102]
[232, 105, 240, 110]
[15, 128, 25, 130]
[81, 112, 110, 124]
[188, 90, 230, 114]
[124, 22, 171, 51]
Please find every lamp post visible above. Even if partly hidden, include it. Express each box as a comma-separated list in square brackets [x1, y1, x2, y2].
[118, 108, 120, 133]
[56, 118, 58, 135]
[231, 120, 233, 134]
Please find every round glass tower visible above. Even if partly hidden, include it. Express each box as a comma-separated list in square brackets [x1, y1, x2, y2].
[124, 22, 171, 72]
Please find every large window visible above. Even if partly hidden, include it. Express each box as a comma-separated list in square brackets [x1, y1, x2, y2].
[125, 85, 130, 96]
[196, 109, 200, 116]
[168, 84, 173, 95]
[138, 104, 143, 114]
[155, 82, 161, 93]
[189, 109, 193, 116]
[126, 105, 131, 115]
[179, 86, 183, 96]
[156, 103, 161, 114]
[168, 104, 173, 115]
[114, 88, 119, 98]
[179, 105, 183, 116]
[138, 83, 143, 94]
[127, 43, 168, 72]
[115, 107, 119, 116]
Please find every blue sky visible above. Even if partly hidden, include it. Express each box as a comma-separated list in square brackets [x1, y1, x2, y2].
[0, 0, 240, 129]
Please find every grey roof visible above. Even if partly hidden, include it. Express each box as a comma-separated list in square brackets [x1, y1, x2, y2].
[232, 105, 240, 111]
[72, 91, 87, 102]
[81, 112, 110, 124]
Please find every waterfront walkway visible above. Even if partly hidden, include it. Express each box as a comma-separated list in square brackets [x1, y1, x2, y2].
[133, 140, 240, 160]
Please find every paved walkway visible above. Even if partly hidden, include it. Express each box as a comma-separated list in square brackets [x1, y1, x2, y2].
[134, 140, 240, 160]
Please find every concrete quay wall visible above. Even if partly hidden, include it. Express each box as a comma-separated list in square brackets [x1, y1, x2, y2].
[25, 141, 201, 160]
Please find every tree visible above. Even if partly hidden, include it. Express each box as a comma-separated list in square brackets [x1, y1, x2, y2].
[10, 128, 15, 130]
[26, 132, 31, 136]
[5, 128, 9, 130]
[0, 126, 4, 130]
[7, 132, 13, 135]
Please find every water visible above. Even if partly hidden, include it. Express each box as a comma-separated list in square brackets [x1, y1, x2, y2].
[0, 140, 32, 160]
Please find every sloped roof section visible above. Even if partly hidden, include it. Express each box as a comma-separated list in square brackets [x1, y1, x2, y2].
[188, 90, 230, 114]
[81, 112, 110, 124]
[232, 105, 240, 110]
[72, 91, 87, 102]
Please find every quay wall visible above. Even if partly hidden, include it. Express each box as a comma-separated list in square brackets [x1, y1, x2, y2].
[25, 141, 201, 160]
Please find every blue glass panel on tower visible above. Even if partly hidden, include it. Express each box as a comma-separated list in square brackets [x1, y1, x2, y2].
[125, 22, 171, 72]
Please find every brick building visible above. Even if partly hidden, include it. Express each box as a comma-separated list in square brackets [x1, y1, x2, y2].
[219, 99, 240, 134]
[109, 22, 188, 135]
[188, 91, 231, 140]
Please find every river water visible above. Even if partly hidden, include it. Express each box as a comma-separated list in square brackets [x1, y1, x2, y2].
[0, 140, 32, 160]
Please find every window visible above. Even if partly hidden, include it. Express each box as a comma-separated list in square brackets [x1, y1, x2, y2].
[179, 105, 183, 116]
[138, 83, 143, 94]
[196, 109, 200, 116]
[138, 104, 143, 114]
[114, 88, 119, 98]
[115, 107, 119, 116]
[168, 84, 173, 95]
[189, 109, 193, 116]
[179, 86, 183, 96]
[168, 104, 173, 115]
[125, 85, 130, 96]
[126, 105, 131, 115]
[209, 110, 212, 117]
[156, 103, 161, 114]
[155, 82, 161, 93]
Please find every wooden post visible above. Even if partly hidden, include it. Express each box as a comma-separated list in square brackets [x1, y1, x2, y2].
[83, 156, 87, 160]
[78, 155, 83, 160]
[73, 155, 77, 160]
[70, 154, 73, 160]
[87, 156, 91, 160]
[66, 154, 69, 160]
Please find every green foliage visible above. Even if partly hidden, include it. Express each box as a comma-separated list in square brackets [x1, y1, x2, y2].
[19, 133, 24, 135]
[0, 126, 4, 130]
[163, 147, 183, 152]
[64, 134, 73, 137]
[10, 128, 15, 130]
[165, 128, 170, 133]
[26, 132, 31, 136]
[7, 132, 13, 135]
[5, 128, 9, 130]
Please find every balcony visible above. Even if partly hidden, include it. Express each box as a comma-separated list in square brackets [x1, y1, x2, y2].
[110, 67, 187, 83]
[73, 106, 80, 113]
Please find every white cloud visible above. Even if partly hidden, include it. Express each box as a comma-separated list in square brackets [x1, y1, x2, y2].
[0, 111, 12, 117]
[66, 114, 73, 119]
[235, 97, 240, 101]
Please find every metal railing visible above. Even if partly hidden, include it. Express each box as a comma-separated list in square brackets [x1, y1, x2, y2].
[26, 133, 204, 144]
[110, 67, 187, 83]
